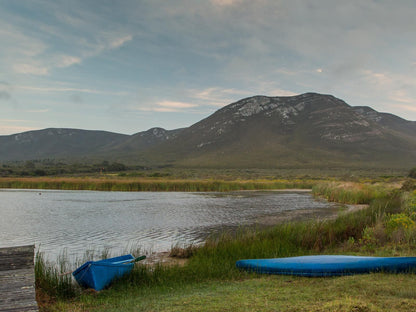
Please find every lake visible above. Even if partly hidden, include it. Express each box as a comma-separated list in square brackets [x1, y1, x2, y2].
[0, 189, 340, 261]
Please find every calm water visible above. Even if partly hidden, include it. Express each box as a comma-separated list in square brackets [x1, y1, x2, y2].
[0, 189, 338, 260]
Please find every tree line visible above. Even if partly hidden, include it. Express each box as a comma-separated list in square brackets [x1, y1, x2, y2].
[0, 160, 130, 177]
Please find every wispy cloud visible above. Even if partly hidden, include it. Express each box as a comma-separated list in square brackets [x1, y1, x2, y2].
[0, 7, 133, 77]
[188, 87, 253, 107]
[55, 55, 82, 68]
[396, 104, 416, 113]
[25, 109, 49, 113]
[109, 34, 133, 49]
[138, 100, 198, 113]
[13, 63, 49, 75]
[0, 119, 38, 135]
[0, 126, 38, 135]
[157, 101, 198, 109]
[210, 0, 243, 7]
[15, 85, 129, 96]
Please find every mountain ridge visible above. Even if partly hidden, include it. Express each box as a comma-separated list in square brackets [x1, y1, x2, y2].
[1, 93, 415, 169]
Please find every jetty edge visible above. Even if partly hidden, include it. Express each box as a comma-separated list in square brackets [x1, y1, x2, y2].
[0, 245, 38, 311]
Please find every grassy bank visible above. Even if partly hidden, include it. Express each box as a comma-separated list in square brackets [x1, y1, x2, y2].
[50, 274, 416, 311]
[0, 176, 315, 192]
[36, 182, 416, 311]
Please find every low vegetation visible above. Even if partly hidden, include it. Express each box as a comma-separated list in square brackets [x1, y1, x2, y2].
[0, 176, 315, 192]
[34, 180, 416, 311]
[0, 160, 129, 177]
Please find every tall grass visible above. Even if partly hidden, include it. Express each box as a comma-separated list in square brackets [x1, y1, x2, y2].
[0, 177, 315, 192]
[312, 181, 391, 204]
[35, 251, 79, 299]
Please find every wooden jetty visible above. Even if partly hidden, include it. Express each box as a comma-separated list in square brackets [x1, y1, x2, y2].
[0, 245, 38, 312]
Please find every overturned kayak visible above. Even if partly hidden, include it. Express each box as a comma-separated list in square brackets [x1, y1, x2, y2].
[236, 255, 416, 277]
[73, 254, 145, 291]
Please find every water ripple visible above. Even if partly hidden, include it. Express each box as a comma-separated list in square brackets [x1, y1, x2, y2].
[0, 190, 339, 261]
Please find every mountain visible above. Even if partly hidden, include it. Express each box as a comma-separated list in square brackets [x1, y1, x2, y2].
[0, 127, 182, 162]
[140, 93, 416, 169]
[1, 93, 415, 169]
[0, 128, 128, 161]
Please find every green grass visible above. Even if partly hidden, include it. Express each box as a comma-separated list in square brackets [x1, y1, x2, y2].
[35, 251, 78, 300]
[50, 274, 416, 311]
[312, 181, 391, 204]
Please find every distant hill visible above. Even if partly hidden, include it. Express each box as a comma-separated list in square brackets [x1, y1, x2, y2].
[0, 128, 127, 161]
[1, 93, 415, 169]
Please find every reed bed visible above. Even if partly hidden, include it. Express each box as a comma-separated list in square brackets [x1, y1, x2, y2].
[312, 181, 392, 204]
[0, 177, 315, 192]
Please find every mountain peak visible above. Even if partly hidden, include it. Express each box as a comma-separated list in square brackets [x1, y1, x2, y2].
[225, 93, 348, 120]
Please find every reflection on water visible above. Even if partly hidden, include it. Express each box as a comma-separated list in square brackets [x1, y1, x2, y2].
[0, 189, 339, 260]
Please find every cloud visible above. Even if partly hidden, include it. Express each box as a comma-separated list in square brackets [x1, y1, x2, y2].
[0, 6, 133, 77]
[25, 109, 49, 113]
[0, 126, 37, 135]
[157, 101, 198, 109]
[266, 89, 298, 97]
[188, 87, 253, 107]
[140, 101, 199, 112]
[0, 119, 37, 135]
[110, 34, 133, 49]
[396, 104, 416, 112]
[15, 85, 128, 96]
[210, 0, 242, 7]
[13, 63, 49, 75]
[56, 55, 82, 68]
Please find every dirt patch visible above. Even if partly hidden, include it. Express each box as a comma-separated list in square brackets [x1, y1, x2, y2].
[143, 251, 189, 267]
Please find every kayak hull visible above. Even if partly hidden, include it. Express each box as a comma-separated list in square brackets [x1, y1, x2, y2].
[73, 254, 135, 290]
[236, 255, 416, 277]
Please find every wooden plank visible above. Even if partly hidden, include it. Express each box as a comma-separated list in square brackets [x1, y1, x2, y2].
[0, 245, 35, 271]
[0, 246, 38, 312]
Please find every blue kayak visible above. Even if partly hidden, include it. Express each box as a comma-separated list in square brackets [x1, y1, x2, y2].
[73, 254, 145, 291]
[236, 255, 416, 277]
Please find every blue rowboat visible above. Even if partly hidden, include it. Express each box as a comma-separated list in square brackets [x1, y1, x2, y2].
[236, 255, 416, 277]
[73, 254, 145, 291]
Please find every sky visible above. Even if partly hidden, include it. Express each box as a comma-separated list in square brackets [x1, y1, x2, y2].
[1, 0, 416, 136]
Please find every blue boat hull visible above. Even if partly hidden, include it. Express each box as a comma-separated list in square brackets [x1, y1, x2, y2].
[236, 255, 416, 277]
[73, 254, 135, 291]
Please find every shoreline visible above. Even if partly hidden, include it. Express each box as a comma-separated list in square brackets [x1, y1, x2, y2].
[144, 202, 369, 266]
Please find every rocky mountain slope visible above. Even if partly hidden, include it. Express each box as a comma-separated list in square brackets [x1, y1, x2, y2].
[141, 93, 416, 168]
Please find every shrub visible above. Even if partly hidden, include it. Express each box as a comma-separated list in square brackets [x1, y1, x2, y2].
[386, 213, 415, 232]
[401, 179, 416, 191]
[409, 167, 416, 179]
